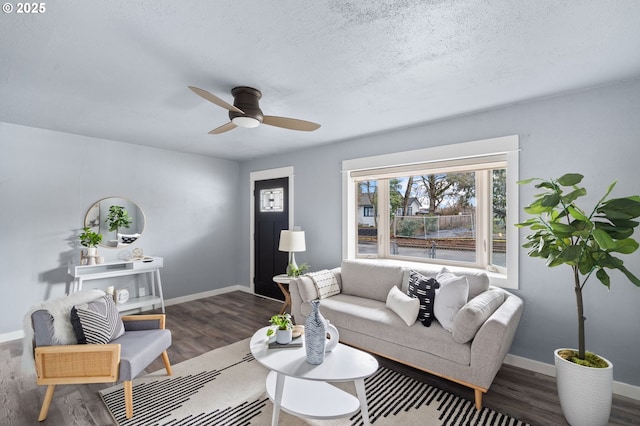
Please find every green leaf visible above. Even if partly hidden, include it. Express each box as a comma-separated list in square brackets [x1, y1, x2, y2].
[617, 264, 640, 287]
[562, 187, 587, 204]
[596, 268, 611, 289]
[610, 218, 639, 229]
[548, 222, 576, 237]
[598, 198, 640, 220]
[611, 238, 639, 255]
[592, 229, 617, 250]
[541, 193, 560, 208]
[568, 205, 588, 221]
[557, 245, 583, 265]
[517, 177, 539, 185]
[557, 173, 583, 186]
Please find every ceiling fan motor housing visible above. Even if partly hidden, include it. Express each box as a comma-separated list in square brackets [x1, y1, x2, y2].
[229, 86, 264, 123]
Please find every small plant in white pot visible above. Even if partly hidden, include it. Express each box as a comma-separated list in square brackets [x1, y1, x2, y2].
[267, 313, 294, 344]
[517, 173, 640, 426]
[79, 227, 103, 265]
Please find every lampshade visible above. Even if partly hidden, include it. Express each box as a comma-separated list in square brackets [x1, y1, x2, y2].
[278, 230, 306, 252]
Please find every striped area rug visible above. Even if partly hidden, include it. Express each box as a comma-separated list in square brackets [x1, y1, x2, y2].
[100, 339, 529, 426]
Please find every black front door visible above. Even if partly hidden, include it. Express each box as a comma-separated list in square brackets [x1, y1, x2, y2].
[254, 177, 289, 300]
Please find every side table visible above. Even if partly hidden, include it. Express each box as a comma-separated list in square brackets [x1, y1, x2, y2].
[272, 274, 294, 314]
[250, 326, 379, 425]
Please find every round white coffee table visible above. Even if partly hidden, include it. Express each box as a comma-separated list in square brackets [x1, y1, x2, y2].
[250, 326, 379, 426]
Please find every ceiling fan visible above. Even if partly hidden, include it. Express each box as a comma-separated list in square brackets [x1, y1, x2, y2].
[188, 86, 321, 134]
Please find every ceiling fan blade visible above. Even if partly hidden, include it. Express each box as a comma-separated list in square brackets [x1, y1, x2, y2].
[188, 86, 244, 114]
[209, 122, 237, 135]
[262, 115, 321, 132]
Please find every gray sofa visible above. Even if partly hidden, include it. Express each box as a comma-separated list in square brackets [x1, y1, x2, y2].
[290, 260, 523, 409]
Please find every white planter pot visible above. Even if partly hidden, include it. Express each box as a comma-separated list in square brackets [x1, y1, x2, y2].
[276, 328, 292, 344]
[554, 348, 613, 426]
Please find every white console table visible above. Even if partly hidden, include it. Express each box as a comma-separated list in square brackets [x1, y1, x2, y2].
[67, 256, 165, 313]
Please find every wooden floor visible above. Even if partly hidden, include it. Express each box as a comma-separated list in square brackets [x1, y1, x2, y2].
[3, 291, 639, 425]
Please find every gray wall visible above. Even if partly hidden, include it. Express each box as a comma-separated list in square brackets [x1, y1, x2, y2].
[238, 78, 640, 386]
[0, 122, 240, 335]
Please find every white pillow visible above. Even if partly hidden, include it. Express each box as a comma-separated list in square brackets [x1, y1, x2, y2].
[386, 286, 420, 326]
[305, 269, 341, 299]
[434, 268, 469, 332]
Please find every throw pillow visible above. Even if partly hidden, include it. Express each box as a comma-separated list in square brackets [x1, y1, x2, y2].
[305, 269, 341, 299]
[434, 268, 469, 332]
[71, 295, 125, 344]
[452, 289, 505, 344]
[406, 270, 440, 327]
[386, 286, 420, 326]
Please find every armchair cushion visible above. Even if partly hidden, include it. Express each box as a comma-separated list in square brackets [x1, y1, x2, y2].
[71, 295, 125, 344]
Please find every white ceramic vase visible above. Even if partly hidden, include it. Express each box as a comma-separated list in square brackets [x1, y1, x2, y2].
[554, 348, 613, 426]
[276, 328, 292, 344]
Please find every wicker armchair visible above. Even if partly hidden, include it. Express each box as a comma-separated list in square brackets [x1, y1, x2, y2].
[31, 311, 172, 421]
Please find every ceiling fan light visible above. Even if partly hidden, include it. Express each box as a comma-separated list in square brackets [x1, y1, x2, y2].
[232, 116, 260, 128]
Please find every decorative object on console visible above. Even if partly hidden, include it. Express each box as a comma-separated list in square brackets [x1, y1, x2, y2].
[115, 288, 130, 305]
[278, 229, 306, 277]
[517, 173, 640, 426]
[304, 300, 326, 364]
[78, 227, 103, 265]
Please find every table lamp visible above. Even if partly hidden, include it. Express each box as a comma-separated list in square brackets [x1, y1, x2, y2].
[278, 229, 306, 273]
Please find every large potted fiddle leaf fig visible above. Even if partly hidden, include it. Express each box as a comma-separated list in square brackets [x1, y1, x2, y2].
[517, 173, 640, 426]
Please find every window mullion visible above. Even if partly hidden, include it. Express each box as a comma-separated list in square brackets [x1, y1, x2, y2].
[377, 179, 390, 257]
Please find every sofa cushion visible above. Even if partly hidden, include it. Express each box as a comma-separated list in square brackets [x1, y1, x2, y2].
[434, 268, 469, 332]
[315, 294, 471, 366]
[70, 295, 125, 344]
[406, 270, 440, 327]
[386, 286, 420, 326]
[306, 269, 340, 299]
[340, 260, 403, 302]
[405, 266, 490, 301]
[452, 289, 505, 343]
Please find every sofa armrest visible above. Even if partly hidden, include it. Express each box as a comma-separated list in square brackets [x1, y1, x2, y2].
[121, 314, 166, 331]
[34, 344, 121, 385]
[469, 292, 523, 389]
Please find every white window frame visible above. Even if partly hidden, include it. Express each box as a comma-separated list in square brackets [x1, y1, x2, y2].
[342, 135, 519, 289]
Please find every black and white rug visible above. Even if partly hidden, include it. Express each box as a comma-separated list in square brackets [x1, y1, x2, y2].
[100, 339, 529, 426]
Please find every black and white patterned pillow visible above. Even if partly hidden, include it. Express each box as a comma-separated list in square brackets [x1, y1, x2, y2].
[71, 295, 125, 344]
[407, 270, 440, 327]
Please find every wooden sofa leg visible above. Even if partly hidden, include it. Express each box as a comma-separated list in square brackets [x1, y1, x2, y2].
[124, 381, 133, 419]
[38, 384, 56, 421]
[474, 388, 483, 410]
[161, 351, 173, 376]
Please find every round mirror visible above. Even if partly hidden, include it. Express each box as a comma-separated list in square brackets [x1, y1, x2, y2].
[84, 197, 145, 248]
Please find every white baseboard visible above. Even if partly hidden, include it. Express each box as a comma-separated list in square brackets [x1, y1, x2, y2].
[504, 353, 640, 401]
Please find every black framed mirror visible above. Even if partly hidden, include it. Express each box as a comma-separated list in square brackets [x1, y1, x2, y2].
[84, 197, 145, 248]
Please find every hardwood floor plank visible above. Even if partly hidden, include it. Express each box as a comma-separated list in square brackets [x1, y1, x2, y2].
[4, 291, 639, 425]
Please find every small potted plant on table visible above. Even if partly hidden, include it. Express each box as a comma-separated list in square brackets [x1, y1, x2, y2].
[267, 313, 294, 344]
[79, 227, 103, 265]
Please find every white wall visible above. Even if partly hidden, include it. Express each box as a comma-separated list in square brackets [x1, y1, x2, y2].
[0, 123, 240, 335]
[238, 78, 640, 386]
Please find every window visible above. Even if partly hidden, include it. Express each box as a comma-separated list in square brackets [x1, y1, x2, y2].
[343, 136, 519, 288]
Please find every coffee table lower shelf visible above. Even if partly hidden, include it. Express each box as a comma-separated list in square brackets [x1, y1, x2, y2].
[265, 371, 361, 420]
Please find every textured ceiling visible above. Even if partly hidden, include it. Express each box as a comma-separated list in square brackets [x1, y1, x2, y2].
[2, 1, 640, 161]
